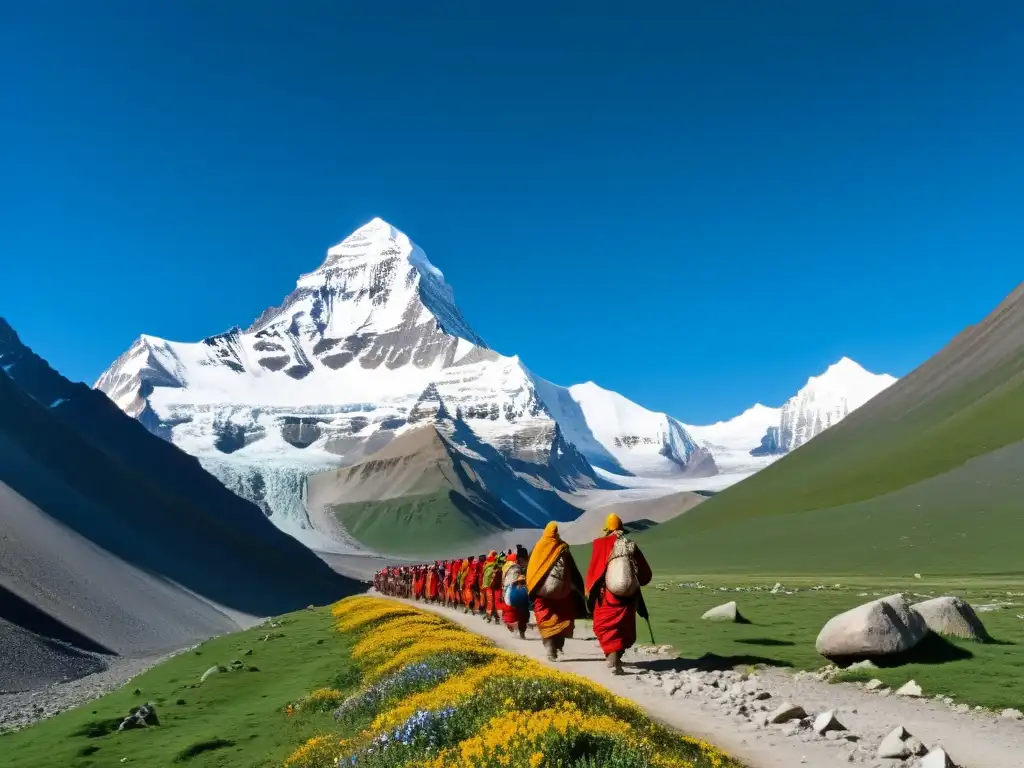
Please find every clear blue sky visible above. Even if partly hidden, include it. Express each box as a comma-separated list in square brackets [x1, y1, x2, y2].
[2, 2, 1021, 424]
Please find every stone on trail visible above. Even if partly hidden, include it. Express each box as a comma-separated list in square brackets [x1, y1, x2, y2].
[812, 710, 846, 734]
[1000, 708, 1024, 720]
[919, 748, 959, 768]
[701, 601, 744, 622]
[911, 596, 991, 641]
[768, 702, 807, 724]
[815, 593, 928, 658]
[905, 737, 928, 757]
[896, 680, 923, 697]
[877, 726, 914, 759]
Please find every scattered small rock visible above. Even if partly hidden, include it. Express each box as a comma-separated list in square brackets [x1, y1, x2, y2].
[1000, 708, 1024, 720]
[768, 702, 807, 724]
[117, 703, 159, 731]
[906, 737, 928, 756]
[865, 679, 887, 692]
[848, 659, 878, 672]
[812, 710, 846, 735]
[132, 688, 142, 696]
[701, 601, 745, 622]
[243, 649, 253, 656]
[877, 726, 922, 759]
[896, 680, 923, 697]
[919, 748, 959, 768]
[176, 699, 186, 706]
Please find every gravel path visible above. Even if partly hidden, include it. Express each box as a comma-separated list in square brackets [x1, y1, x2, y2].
[0, 648, 193, 734]
[400, 597, 1024, 768]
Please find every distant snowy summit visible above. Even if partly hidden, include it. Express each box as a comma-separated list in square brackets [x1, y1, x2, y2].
[95, 218, 714, 541]
[685, 357, 897, 471]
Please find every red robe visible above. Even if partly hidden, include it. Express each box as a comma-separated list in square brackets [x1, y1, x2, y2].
[500, 556, 528, 629]
[426, 565, 439, 601]
[463, 560, 477, 607]
[584, 534, 653, 654]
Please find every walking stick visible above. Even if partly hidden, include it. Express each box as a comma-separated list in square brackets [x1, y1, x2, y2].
[637, 588, 655, 645]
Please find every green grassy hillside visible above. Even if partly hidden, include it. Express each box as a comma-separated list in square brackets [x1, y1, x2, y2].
[642, 284, 1024, 577]
[330, 490, 507, 556]
[1, 607, 359, 768]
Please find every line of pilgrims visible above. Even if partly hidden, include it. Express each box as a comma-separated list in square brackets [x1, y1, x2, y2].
[372, 514, 652, 674]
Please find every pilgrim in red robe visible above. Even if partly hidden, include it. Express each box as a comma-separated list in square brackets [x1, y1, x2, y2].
[584, 514, 653, 673]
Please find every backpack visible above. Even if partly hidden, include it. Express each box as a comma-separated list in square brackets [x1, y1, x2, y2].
[535, 553, 571, 599]
[605, 534, 640, 597]
[503, 562, 525, 590]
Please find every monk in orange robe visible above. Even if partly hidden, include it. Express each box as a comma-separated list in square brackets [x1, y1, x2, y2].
[412, 566, 424, 601]
[444, 560, 455, 607]
[527, 523, 587, 660]
[461, 556, 477, 612]
[425, 562, 438, 602]
[474, 554, 486, 613]
[585, 513, 653, 674]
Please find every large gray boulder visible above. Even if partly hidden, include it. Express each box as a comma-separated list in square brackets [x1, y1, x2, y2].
[815, 593, 928, 658]
[911, 596, 990, 641]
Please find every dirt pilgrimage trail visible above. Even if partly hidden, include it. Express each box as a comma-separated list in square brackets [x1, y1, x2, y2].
[393, 595, 1024, 768]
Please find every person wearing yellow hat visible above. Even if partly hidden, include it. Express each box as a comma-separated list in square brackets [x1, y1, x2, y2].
[526, 522, 588, 660]
[584, 513, 653, 674]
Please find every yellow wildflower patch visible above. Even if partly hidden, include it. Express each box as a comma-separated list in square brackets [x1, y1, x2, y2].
[283, 735, 343, 768]
[309, 596, 740, 768]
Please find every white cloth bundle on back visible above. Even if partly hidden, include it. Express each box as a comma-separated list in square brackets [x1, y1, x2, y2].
[605, 534, 640, 597]
[535, 553, 570, 598]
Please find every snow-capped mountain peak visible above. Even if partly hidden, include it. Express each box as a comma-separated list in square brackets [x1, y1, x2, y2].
[249, 217, 486, 350]
[749, 357, 896, 456]
[684, 358, 897, 471]
[686, 402, 781, 448]
[796, 356, 897, 412]
[529, 377, 716, 478]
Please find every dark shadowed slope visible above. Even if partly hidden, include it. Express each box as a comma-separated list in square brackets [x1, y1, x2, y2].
[0, 318, 333, 546]
[642, 282, 1024, 576]
[0, 320, 360, 687]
